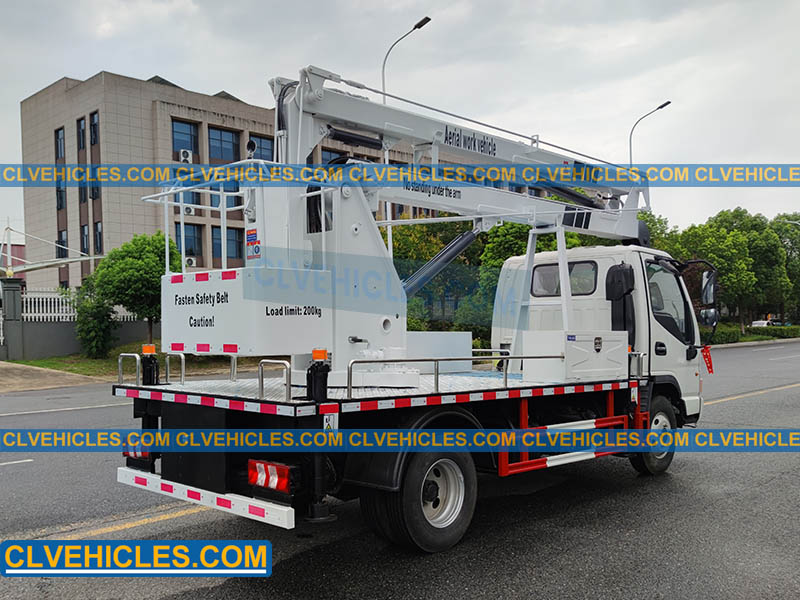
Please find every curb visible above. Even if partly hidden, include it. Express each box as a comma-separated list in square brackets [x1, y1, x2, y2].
[712, 337, 800, 349]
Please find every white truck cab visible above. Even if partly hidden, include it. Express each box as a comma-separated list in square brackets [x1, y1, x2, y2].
[493, 244, 710, 425]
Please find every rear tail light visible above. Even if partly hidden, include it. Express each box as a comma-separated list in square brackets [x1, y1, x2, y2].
[123, 445, 150, 459]
[248, 460, 292, 494]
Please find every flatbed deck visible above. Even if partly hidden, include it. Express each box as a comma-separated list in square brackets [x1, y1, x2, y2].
[113, 370, 638, 418]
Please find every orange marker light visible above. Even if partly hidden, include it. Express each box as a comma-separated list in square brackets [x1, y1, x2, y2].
[312, 348, 328, 361]
[142, 344, 156, 355]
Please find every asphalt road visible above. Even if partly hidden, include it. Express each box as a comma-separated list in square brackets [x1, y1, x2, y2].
[1, 341, 800, 599]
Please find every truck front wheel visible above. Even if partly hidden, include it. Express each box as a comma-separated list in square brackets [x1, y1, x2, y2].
[360, 452, 477, 552]
[629, 395, 677, 475]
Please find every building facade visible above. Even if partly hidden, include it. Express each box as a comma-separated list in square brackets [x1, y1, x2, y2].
[20, 71, 399, 288]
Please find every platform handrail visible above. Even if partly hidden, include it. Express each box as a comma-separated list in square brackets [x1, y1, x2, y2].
[165, 352, 186, 385]
[118, 353, 141, 386]
[259, 359, 292, 402]
[346, 353, 564, 399]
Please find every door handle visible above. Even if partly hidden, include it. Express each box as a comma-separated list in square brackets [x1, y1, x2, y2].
[655, 342, 667, 356]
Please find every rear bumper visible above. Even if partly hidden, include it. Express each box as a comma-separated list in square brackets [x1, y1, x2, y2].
[117, 466, 295, 529]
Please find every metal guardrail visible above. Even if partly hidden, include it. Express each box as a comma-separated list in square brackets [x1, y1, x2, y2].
[258, 359, 292, 402]
[118, 353, 141, 385]
[346, 354, 564, 400]
[165, 352, 186, 385]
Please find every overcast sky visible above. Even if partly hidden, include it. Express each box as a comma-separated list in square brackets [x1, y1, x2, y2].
[1, 0, 798, 235]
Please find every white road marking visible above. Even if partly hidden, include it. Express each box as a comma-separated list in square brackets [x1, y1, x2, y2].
[705, 382, 800, 405]
[0, 459, 34, 467]
[768, 354, 800, 361]
[0, 402, 130, 418]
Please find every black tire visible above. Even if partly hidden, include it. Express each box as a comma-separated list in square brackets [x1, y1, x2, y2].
[360, 452, 477, 552]
[630, 395, 677, 475]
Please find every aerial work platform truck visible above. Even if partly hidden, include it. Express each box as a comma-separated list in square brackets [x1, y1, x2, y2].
[115, 66, 718, 552]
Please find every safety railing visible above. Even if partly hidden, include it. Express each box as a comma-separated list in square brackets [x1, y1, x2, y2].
[258, 359, 292, 402]
[346, 354, 564, 400]
[164, 352, 186, 385]
[118, 353, 142, 386]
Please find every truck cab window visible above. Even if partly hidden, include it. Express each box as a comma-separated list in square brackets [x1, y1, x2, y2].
[646, 262, 693, 344]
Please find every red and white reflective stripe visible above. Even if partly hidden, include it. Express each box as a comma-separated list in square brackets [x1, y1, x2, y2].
[168, 270, 239, 283]
[117, 466, 294, 529]
[116, 380, 638, 418]
[115, 386, 304, 417]
[338, 381, 633, 414]
[167, 343, 240, 354]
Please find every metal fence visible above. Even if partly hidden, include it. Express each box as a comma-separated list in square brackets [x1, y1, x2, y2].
[20, 288, 136, 323]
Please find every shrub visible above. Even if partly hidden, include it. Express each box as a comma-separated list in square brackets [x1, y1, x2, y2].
[69, 278, 118, 358]
[701, 324, 741, 345]
[743, 325, 800, 339]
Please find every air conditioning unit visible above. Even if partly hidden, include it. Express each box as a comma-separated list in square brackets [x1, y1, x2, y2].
[183, 206, 196, 216]
[185, 257, 196, 268]
[179, 149, 193, 163]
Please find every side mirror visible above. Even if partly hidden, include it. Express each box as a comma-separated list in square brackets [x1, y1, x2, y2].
[606, 263, 635, 301]
[700, 308, 719, 327]
[701, 270, 717, 307]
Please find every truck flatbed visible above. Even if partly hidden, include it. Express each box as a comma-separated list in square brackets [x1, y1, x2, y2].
[113, 371, 637, 418]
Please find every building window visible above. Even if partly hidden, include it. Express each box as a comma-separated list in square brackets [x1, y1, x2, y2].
[208, 127, 240, 162]
[249, 135, 273, 161]
[54, 128, 65, 159]
[56, 177, 66, 210]
[172, 120, 199, 155]
[80, 224, 89, 254]
[172, 168, 200, 205]
[90, 111, 99, 145]
[56, 230, 68, 259]
[77, 118, 86, 151]
[79, 184, 87, 203]
[89, 165, 100, 200]
[59, 279, 69, 289]
[321, 148, 343, 163]
[210, 179, 239, 209]
[175, 223, 203, 256]
[94, 222, 103, 254]
[212, 227, 244, 259]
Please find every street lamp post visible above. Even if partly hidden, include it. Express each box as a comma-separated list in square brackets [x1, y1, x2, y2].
[381, 16, 431, 258]
[628, 100, 671, 168]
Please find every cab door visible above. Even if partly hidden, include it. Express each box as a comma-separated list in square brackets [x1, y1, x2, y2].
[641, 255, 701, 416]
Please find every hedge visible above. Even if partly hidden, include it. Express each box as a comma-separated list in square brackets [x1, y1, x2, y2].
[743, 325, 800, 339]
[701, 324, 740, 345]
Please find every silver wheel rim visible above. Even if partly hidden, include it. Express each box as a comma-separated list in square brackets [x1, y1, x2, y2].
[420, 458, 465, 528]
[650, 411, 672, 459]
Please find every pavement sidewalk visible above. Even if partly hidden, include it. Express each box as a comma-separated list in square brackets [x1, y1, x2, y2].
[0, 361, 105, 394]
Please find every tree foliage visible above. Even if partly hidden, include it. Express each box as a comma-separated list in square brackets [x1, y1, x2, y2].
[92, 232, 181, 343]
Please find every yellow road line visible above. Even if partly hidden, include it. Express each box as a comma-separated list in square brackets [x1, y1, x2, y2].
[705, 382, 800, 406]
[60, 506, 208, 540]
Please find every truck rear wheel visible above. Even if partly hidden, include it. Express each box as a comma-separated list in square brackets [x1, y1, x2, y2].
[630, 395, 677, 475]
[360, 452, 477, 552]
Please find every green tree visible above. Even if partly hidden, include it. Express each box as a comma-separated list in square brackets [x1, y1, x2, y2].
[93, 232, 181, 343]
[771, 213, 800, 322]
[68, 276, 118, 359]
[675, 223, 756, 331]
[708, 208, 791, 321]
